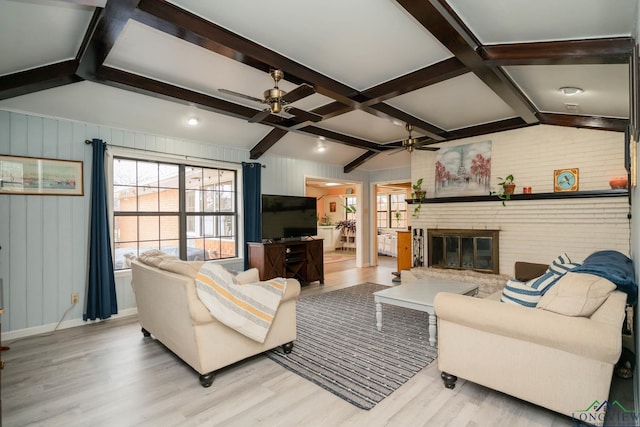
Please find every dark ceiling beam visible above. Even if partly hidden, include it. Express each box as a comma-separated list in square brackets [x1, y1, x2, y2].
[480, 38, 635, 66]
[344, 151, 381, 174]
[134, 0, 361, 107]
[397, 0, 538, 125]
[447, 117, 530, 140]
[96, 67, 285, 125]
[300, 126, 384, 152]
[537, 113, 628, 132]
[310, 102, 354, 120]
[250, 128, 288, 159]
[76, 0, 140, 79]
[0, 61, 82, 100]
[368, 103, 450, 140]
[358, 58, 469, 107]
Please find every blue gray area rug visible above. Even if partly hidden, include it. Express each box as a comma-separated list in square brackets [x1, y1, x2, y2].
[266, 282, 437, 410]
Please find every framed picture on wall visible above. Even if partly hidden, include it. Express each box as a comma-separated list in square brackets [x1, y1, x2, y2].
[329, 201, 336, 212]
[553, 168, 579, 192]
[0, 155, 84, 196]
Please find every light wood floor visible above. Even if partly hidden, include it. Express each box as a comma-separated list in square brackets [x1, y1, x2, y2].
[2, 257, 634, 427]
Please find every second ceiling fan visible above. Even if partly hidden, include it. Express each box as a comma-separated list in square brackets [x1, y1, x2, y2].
[219, 69, 322, 123]
[388, 124, 440, 154]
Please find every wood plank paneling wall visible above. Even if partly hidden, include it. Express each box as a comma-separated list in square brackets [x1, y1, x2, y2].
[411, 125, 631, 276]
[0, 110, 375, 337]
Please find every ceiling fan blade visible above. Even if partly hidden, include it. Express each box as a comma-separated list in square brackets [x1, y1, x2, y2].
[414, 138, 439, 151]
[218, 88, 264, 104]
[248, 109, 272, 123]
[281, 83, 315, 104]
[285, 106, 322, 122]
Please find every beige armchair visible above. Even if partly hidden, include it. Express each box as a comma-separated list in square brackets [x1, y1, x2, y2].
[434, 262, 627, 425]
[131, 260, 300, 387]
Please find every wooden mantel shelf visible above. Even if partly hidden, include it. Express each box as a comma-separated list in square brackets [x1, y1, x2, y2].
[405, 189, 628, 204]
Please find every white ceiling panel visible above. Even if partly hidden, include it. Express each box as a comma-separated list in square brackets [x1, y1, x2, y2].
[448, 0, 638, 44]
[0, 0, 94, 76]
[105, 21, 333, 113]
[167, 0, 453, 90]
[265, 131, 365, 166]
[505, 64, 629, 118]
[317, 110, 412, 143]
[0, 81, 270, 150]
[387, 73, 517, 130]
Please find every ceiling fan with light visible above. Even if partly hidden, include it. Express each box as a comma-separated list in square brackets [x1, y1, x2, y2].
[219, 69, 322, 124]
[388, 124, 440, 154]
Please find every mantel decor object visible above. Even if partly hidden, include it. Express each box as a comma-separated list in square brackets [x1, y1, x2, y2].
[609, 176, 628, 189]
[492, 174, 515, 206]
[554, 168, 579, 192]
[0, 155, 84, 196]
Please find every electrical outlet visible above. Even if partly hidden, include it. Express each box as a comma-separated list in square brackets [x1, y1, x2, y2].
[71, 292, 79, 305]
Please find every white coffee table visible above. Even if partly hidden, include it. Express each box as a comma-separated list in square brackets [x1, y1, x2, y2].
[374, 278, 479, 347]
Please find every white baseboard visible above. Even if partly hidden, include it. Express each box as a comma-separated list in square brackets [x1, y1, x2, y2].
[3, 307, 138, 342]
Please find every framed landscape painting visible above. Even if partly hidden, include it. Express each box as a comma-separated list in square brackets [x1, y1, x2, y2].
[434, 141, 492, 197]
[0, 155, 84, 196]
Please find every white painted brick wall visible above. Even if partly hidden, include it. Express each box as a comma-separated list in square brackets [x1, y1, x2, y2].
[410, 125, 630, 277]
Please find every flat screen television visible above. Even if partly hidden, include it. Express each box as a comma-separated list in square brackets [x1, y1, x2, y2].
[261, 194, 317, 241]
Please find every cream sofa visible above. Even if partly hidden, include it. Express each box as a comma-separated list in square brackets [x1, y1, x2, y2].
[131, 260, 300, 387]
[434, 261, 628, 425]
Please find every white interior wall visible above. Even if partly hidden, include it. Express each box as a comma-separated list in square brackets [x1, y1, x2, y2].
[0, 109, 372, 337]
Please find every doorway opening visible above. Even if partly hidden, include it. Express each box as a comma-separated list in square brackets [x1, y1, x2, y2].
[305, 177, 361, 269]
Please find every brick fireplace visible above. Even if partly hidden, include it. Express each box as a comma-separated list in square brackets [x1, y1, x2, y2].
[427, 229, 500, 274]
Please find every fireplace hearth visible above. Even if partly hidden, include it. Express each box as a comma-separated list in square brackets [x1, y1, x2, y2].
[427, 229, 499, 274]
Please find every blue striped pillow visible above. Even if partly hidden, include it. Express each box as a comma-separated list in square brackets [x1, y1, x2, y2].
[501, 271, 560, 307]
[547, 253, 581, 276]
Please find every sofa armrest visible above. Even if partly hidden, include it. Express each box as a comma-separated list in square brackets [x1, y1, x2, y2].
[236, 268, 260, 284]
[434, 292, 625, 364]
[282, 278, 301, 302]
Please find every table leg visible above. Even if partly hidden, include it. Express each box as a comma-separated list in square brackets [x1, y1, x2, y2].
[428, 313, 437, 347]
[376, 302, 382, 331]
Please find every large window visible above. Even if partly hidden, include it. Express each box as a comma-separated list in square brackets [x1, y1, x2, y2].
[112, 157, 237, 270]
[377, 193, 407, 229]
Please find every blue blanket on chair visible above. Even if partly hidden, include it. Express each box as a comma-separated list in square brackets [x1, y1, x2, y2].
[572, 250, 637, 304]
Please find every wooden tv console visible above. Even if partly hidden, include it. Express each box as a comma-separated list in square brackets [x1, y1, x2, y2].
[247, 239, 324, 284]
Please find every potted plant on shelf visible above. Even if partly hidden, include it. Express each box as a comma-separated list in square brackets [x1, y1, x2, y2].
[413, 178, 426, 200]
[492, 174, 515, 206]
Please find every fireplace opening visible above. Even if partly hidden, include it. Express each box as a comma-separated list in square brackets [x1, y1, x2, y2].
[428, 229, 499, 274]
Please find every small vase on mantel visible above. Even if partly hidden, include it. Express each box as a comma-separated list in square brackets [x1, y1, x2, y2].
[609, 176, 628, 189]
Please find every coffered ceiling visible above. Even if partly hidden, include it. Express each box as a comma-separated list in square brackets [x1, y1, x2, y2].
[0, 0, 637, 172]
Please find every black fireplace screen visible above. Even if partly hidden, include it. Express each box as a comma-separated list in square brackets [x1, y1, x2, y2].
[428, 229, 499, 274]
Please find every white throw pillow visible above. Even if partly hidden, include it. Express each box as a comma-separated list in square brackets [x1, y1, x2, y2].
[536, 272, 616, 317]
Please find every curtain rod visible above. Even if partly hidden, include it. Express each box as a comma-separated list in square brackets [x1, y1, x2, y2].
[84, 139, 265, 168]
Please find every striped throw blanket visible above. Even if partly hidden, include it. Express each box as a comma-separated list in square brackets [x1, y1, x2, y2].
[195, 263, 287, 343]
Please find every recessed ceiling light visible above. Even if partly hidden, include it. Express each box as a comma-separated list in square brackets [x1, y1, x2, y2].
[186, 117, 200, 126]
[325, 182, 340, 186]
[559, 86, 584, 96]
[315, 145, 326, 153]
